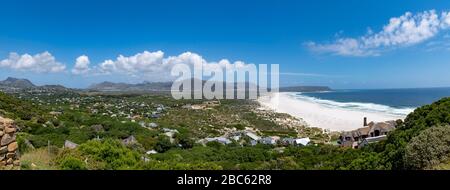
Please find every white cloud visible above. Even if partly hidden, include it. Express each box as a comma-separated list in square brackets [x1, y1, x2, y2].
[99, 51, 165, 74]
[72, 55, 91, 75]
[0, 51, 66, 73]
[84, 51, 253, 81]
[307, 10, 450, 56]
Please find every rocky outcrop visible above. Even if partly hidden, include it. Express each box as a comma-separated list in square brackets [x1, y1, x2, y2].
[0, 116, 20, 170]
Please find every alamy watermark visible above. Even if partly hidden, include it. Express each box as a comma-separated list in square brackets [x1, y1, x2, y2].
[170, 63, 279, 100]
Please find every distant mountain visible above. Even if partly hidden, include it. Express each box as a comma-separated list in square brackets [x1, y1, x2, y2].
[89, 79, 331, 93]
[0, 77, 72, 92]
[0, 77, 36, 88]
[88, 81, 173, 92]
[279, 86, 332, 92]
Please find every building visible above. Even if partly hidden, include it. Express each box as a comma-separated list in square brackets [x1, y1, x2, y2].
[245, 132, 261, 141]
[260, 136, 279, 145]
[358, 135, 388, 148]
[294, 137, 311, 146]
[339, 117, 397, 148]
[281, 138, 295, 145]
[148, 122, 158, 128]
[204, 137, 232, 145]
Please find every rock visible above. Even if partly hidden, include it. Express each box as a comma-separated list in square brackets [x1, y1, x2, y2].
[0, 146, 7, 154]
[0, 130, 4, 137]
[7, 142, 18, 152]
[6, 153, 15, 159]
[4, 127, 16, 134]
[13, 160, 20, 166]
[0, 160, 5, 166]
[1, 133, 16, 146]
[0, 153, 5, 161]
[64, 140, 79, 149]
[6, 157, 13, 164]
[4, 164, 13, 170]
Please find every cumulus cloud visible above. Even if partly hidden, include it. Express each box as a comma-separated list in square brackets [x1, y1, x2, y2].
[98, 51, 165, 74]
[71, 55, 91, 75]
[0, 51, 66, 73]
[0, 50, 256, 82]
[83, 51, 253, 81]
[307, 10, 450, 56]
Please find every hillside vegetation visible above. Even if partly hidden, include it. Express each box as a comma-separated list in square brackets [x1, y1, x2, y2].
[0, 90, 448, 170]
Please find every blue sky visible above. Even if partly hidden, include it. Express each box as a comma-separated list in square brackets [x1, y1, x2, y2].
[1, 0, 450, 89]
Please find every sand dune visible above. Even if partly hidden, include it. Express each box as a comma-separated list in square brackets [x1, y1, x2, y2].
[258, 92, 411, 131]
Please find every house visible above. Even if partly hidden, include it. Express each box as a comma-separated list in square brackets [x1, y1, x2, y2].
[294, 137, 310, 146]
[64, 140, 79, 149]
[281, 138, 295, 145]
[205, 137, 232, 145]
[245, 132, 261, 141]
[231, 135, 241, 141]
[146, 150, 158, 154]
[150, 113, 161, 119]
[339, 117, 397, 148]
[148, 122, 158, 128]
[49, 111, 62, 116]
[260, 136, 279, 145]
[162, 128, 179, 133]
[358, 135, 388, 148]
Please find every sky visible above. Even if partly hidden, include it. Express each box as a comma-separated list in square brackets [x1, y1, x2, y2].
[1, 0, 450, 89]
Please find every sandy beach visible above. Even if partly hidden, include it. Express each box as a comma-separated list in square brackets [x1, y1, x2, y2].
[258, 92, 411, 131]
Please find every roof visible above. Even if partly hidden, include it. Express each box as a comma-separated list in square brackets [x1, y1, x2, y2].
[371, 122, 396, 132]
[245, 132, 261, 141]
[295, 137, 310, 146]
[364, 135, 387, 143]
[146, 150, 158, 154]
[205, 137, 232, 144]
[356, 127, 371, 136]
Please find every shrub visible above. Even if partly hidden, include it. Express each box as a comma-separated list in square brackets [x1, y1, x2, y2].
[404, 126, 450, 169]
[155, 135, 174, 153]
[59, 156, 87, 170]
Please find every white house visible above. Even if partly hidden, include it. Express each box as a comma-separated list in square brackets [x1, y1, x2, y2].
[295, 137, 310, 146]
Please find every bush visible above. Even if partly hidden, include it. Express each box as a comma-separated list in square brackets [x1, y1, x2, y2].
[383, 97, 450, 169]
[404, 126, 450, 169]
[59, 156, 87, 170]
[155, 135, 174, 153]
[77, 139, 142, 169]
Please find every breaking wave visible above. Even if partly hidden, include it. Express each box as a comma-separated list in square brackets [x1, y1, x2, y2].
[285, 92, 415, 117]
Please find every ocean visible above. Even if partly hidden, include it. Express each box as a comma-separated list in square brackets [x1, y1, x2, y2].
[293, 87, 450, 117]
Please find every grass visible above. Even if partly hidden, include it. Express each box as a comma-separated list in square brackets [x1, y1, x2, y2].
[20, 148, 58, 170]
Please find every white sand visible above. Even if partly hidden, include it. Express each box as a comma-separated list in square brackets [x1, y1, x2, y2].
[258, 92, 409, 132]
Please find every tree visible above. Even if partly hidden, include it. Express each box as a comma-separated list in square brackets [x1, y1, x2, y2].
[404, 125, 450, 169]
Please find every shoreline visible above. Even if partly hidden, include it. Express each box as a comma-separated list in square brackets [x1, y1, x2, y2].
[257, 92, 411, 132]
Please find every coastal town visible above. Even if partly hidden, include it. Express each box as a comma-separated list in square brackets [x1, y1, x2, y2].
[2, 82, 399, 156]
[0, 77, 448, 170]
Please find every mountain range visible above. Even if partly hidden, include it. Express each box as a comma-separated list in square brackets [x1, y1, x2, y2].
[0, 77, 331, 93]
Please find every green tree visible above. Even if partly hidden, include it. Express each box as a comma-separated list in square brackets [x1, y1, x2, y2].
[404, 126, 450, 169]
